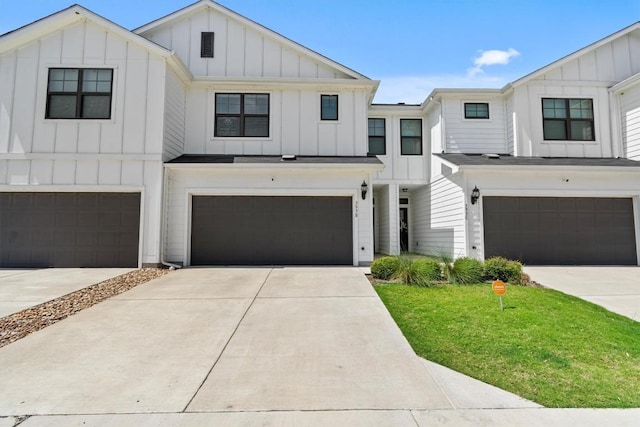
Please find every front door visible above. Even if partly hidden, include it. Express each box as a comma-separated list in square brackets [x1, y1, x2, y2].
[399, 207, 409, 252]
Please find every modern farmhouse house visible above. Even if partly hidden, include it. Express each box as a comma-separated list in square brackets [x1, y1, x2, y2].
[1, 0, 640, 267]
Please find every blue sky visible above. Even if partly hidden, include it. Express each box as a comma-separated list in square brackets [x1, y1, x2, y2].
[2, 0, 640, 103]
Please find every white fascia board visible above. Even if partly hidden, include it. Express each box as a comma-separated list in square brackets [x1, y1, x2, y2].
[135, 0, 369, 81]
[421, 88, 505, 111]
[191, 76, 378, 90]
[610, 72, 640, 94]
[368, 104, 424, 115]
[164, 163, 385, 172]
[433, 156, 461, 174]
[457, 164, 640, 174]
[0, 5, 172, 58]
[167, 53, 194, 84]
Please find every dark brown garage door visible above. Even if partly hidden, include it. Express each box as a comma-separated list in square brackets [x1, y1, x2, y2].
[483, 197, 637, 265]
[0, 192, 140, 268]
[191, 196, 352, 265]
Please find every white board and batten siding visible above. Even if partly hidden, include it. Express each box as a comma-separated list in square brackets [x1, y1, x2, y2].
[140, 9, 352, 79]
[0, 20, 169, 264]
[164, 168, 374, 266]
[411, 174, 465, 258]
[513, 30, 640, 158]
[163, 67, 187, 161]
[184, 88, 369, 156]
[442, 97, 508, 155]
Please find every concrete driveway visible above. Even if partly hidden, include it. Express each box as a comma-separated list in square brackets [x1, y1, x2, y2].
[0, 268, 133, 318]
[0, 266, 542, 426]
[525, 266, 640, 321]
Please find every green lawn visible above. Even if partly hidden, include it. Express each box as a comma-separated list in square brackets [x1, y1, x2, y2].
[375, 283, 640, 408]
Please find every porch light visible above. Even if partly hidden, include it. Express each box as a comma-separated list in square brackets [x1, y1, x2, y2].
[470, 186, 480, 205]
[361, 181, 368, 200]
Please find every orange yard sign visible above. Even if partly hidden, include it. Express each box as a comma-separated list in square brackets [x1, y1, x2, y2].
[492, 280, 506, 295]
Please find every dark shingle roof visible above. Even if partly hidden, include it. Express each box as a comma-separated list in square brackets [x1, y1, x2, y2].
[435, 153, 640, 167]
[167, 154, 383, 165]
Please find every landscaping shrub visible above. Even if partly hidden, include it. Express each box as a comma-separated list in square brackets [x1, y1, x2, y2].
[483, 256, 523, 283]
[370, 256, 401, 280]
[450, 257, 485, 284]
[393, 257, 440, 287]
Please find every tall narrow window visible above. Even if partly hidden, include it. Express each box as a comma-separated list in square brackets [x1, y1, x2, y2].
[464, 102, 489, 119]
[368, 118, 386, 155]
[400, 119, 422, 155]
[201, 32, 215, 58]
[215, 93, 269, 137]
[321, 95, 338, 120]
[46, 68, 113, 119]
[542, 98, 594, 141]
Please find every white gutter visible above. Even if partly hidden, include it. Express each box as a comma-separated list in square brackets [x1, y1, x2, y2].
[159, 168, 181, 270]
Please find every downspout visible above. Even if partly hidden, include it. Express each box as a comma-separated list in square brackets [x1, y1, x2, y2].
[609, 89, 623, 158]
[432, 96, 445, 153]
[160, 166, 181, 270]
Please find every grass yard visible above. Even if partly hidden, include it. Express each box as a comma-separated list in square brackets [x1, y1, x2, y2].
[375, 283, 640, 408]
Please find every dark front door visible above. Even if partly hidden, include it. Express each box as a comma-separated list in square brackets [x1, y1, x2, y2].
[400, 207, 409, 252]
[191, 196, 353, 265]
[483, 196, 637, 265]
[0, 192, 140, 268]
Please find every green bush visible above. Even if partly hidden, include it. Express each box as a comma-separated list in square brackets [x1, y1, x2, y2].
[371, 256, 401, 280]
[393, 257, 441, 287]
[484, 257, 523, 283]
[450, 257, 485, 284]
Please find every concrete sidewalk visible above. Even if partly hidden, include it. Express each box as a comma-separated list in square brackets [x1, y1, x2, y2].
[0, 268, 133, 318]
[525, 266, 640, 321]
[2, 266, 637, 426]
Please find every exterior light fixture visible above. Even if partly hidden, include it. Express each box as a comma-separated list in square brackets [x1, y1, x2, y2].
[470, 186, 480, 205]
[361, 181, 368, 200]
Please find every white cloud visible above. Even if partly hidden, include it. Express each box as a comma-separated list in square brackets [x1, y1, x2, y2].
[468, 48, 520, 77]
[372, 74, 512, 105]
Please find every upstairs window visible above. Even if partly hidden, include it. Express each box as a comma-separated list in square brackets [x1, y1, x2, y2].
[46, 68, 113, 119]
[542, 98, 594, 141]
[400, 119, 422, 155]
[201, 32, 215, 58]
[464, 102, 489, 119]
[321, 94, 338, 120]
[368, 118, 386, 155]
[215, 93, 269, 137]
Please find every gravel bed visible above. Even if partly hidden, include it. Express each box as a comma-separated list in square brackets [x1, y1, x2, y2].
[0, 268, 169, 349]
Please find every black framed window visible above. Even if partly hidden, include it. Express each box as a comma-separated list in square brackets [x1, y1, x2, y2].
[321, 94, 338, 120]
[201, 32, 215, 58]
[542, 98, 594, 141]
[464, 102, 489, 119]
[400, 119, 422, 155]
[368, 118, 386, 155]
[46, 68, 113, 119]
[215, 93, 269, 137]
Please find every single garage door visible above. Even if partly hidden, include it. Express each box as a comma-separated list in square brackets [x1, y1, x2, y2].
[0, 192, 140, 268]
[483, 197, 637, 265]
[191, 196, 352, 265]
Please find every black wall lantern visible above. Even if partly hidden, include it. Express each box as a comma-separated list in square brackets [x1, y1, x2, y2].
[470, 186, 480, 205]
[361, 181, 368, 200]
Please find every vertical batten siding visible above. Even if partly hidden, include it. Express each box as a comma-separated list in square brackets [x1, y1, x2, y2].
[443, 97, 507, 154]
[620, 84, 640, 160]
[141, 12, 350, 79]
[412, 175, 465, 258]
[163, 67, 186, 161]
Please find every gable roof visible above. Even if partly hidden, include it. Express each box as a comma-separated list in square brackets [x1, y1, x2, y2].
[509, 21, 640, 88]
[134, 0, 370, 81]
[0, 4, 171, 57]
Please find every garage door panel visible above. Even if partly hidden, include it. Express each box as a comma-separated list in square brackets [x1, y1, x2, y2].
[484, 197, 636, 265]
[0, 192, 140, 268]
[191, 196, 352, 265]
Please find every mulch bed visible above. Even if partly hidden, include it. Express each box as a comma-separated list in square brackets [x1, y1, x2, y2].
[0, 268, 169, 349]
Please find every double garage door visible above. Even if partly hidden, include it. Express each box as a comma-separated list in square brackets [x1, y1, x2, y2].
[0, 192, 140, 268]
[483, 197, 637, 265]
[191, 196, 353, 265]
